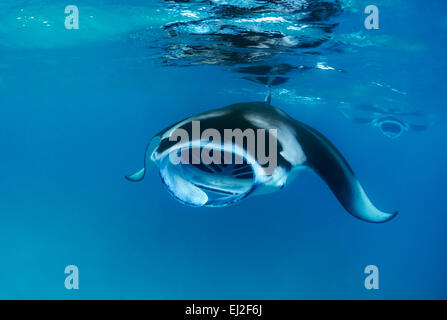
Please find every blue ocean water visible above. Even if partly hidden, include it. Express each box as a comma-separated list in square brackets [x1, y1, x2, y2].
[0, 0, 446, 299]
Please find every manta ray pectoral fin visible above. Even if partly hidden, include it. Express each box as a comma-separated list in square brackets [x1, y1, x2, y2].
[349, 181, 398, 223]
[295, 121, 397, 223]
[351, 117, 374, 124]
[125, 168, 146, 182]
[339, 108, 373, 124]
[409, 123, 429, 131]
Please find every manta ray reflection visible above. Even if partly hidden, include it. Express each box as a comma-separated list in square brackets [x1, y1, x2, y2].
[126, 99, 397, 223]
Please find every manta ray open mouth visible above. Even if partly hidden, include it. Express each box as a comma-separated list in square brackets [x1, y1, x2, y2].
[159, 147, 257, 207]
[378, 120, 405, 139]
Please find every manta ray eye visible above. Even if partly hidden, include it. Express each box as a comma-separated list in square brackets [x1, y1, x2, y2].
[158, 147, 256, 207]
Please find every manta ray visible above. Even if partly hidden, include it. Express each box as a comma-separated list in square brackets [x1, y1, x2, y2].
[126, 99, 397, 223]
[340, 104, 433, 139]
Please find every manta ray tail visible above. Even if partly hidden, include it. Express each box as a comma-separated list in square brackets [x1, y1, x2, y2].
[294, 121, 398, 223]
[125, 136, 161, 182]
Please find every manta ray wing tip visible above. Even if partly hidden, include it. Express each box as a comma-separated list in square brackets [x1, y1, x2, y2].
[384, 210, 399, 223]
[366, 210, 398, 224]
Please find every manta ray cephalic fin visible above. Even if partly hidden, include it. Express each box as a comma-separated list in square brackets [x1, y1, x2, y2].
[125, 168, 146, 182]
[125, 136, 161, 182]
